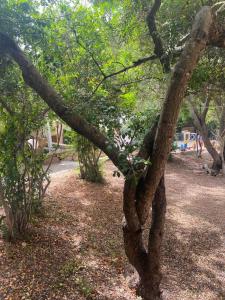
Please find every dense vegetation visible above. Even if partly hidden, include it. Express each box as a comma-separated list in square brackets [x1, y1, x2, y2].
[0, 1, 225, 299]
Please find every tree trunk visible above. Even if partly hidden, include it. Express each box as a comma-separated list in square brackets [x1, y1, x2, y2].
[200, 123, 222, 172]
[221, 142, 225, 175]
[188, 95, 222, 173]
[218, 106, 225, 175]
[123, 177, 166, 300]
[1, 199, 28, 240]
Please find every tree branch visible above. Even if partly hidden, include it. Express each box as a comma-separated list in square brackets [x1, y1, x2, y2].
[137, 6, 216, 224]
[137, 116, 160, 160]
[202, 89, 212, 121]
[0, 33, 129, 173]
[146, 0, 170, 73]
[187, 94, 202, 127]
[72, 29, 106, 78]
[90, 54, 158, 96]
[104, 55, 158, 80]
[72, 28, 158, 96]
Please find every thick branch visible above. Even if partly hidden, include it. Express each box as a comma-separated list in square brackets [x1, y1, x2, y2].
[208, 22, 225, 48]
[147, 0, 170, 73]
[0, 33, 127, 172]
[137, 6, 216, 224]
[138, 116, 159, 160]
[220, 106, 225, 136]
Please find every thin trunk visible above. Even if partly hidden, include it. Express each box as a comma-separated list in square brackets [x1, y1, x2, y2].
[219, 107, 225, 174]
[221, 141, 225, 175]
[188, 96, 222, 172]
[201, 122, 222, 170]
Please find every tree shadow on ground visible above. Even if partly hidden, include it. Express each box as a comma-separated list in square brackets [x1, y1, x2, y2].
[161, 217, 225, 299]
[1, 159, 225, 300]
[0, 169, 135, 300]
[0, 218, 94, 300]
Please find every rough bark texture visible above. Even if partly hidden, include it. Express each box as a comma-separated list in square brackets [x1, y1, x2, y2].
[218, 102, 225, 174]
[123, 6, 225, 299]
[123, 176, 166, 300]
[139, 177, 166, 300]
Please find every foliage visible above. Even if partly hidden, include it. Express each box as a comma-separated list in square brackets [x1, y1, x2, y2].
[0, 66, 49, 240]
[1, 1, 225, 299]
[76, 135, 104, 183]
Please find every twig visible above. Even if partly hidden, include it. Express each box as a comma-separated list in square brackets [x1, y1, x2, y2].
[90, 55, 158, 96]
[72, 29, 106, 77]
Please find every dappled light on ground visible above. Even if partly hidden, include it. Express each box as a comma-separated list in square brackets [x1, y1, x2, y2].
[0, 154, 225, 299]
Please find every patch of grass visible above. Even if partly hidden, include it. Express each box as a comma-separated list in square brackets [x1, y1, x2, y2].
[60, 259, 85, 278]
[74, 277, 94, 298]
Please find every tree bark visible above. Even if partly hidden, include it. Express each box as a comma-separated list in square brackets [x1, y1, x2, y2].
[123, 177, 166, 300]
[218, 104, 225, 174]
[139, 177, 166, 300]
[137, 6, 215, 225]
[201, 123, 222, 171]
[147, 0, 170, 73]
[0, 33, 127, 174]
[188, 94, 222, 173]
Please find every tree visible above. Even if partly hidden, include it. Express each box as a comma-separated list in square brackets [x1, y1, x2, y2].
[187, 50, 225, 174]
[0, 65, 49, 239]
[76, 135, 104, 183]
[1, 3, 225, 300]
[188, 89, 223, 174]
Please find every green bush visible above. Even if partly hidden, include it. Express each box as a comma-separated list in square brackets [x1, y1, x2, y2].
[76, 135, 104, 183]
[0, 107, 49, 240]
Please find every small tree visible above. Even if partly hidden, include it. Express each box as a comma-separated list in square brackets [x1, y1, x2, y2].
[0, 77, 49, 239]
[76, 135, 103, 183]
[188, 86, 225, 175]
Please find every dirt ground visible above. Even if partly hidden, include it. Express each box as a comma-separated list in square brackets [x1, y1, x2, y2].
[0, 152, 224, 300]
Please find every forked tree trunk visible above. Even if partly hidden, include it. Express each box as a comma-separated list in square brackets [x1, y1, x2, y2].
[188, 95, 222, 173]
[123, 177, 166, 300]
[122, 7, 219, 299]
